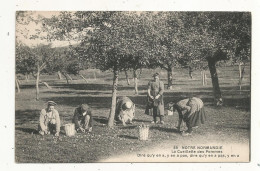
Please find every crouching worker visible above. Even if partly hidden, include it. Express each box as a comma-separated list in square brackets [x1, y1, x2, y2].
[39, 101, 60, 136]
[115, 96, 135, 126]
[72, 104, 93, 133]
[167, 97, 206, 136]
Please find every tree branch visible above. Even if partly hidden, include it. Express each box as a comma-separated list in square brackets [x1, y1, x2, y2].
[39, 62, 47, 71]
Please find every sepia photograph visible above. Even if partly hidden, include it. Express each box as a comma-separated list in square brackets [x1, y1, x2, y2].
[14, 11, 251, 163]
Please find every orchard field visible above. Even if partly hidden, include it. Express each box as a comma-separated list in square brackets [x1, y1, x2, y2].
[15, 65, 250, 162]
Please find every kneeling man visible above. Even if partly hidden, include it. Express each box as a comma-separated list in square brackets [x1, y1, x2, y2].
[115, 96, 135, 126]
[39, 101, 61, 136]
[73, 104, 93, 132]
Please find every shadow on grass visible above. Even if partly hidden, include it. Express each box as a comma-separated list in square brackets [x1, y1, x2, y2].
[16, 126, 67, 136]
[15, 127, 38, 134]
[128, 93, 214, 107]
[41, 96, 112, 109]
[93, 116, 108, 125]
[44, 90, 112, 96]
[215, 125, 250, 130]
[15, 109, 39, 125]
[118, 135, 138, 140]
[40, 92, 250, 112]
[133, 119, 151, 123]
[19, 84, 47, 90]
[142, 90, 250, 111]
[150, 126, 180, 133]
[54, 83, 148, 92]
[118, 125, 138, 129]
[194, 85, 250, 92]
[20, 81, 250, 112]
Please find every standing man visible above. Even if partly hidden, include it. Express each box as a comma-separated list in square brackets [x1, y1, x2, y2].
[145, 72, 165, 124]
[39, 101, 61, 136]
[72, 104, 93, 132]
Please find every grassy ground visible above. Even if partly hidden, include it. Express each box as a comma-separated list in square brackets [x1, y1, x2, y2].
[15, 66, 250, 162]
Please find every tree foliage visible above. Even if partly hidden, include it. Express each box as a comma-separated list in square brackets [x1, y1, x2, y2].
[16, 43, 37, 75]
[43, 11, 251, 71]
[182, 12, 250, 64]
[18, 11, 251, 104]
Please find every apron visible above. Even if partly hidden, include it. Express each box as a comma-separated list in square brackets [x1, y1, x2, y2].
[147, 81, 164, 116]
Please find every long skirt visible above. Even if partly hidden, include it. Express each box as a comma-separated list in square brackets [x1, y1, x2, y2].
[184, 107, 206, 127]
[145, 95, 164, 116]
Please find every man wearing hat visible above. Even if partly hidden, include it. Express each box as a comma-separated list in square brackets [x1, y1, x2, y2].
[115, 96, 135, 126]
[39, 101, 61, 136]
[72, 104, 93, 132]
[145, 72, 165, 124]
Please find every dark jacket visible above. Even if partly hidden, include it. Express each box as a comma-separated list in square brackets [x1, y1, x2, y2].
[72, 105, 93, 129]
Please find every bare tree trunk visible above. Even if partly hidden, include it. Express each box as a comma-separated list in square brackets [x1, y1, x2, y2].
[238, 63, 246, 92]
[133, 69, 138, 95]
[17, 78, 21, 85]
[93, 72, 96, 80]
[62, 72, 70, 84]
[57, 71, 63, 80]
[80, 74, 88, 83]
[241, 65, 245, 83]
[207, 59, 222, 106]
[201, 70, 207, 86]
[41, 82, 52, 89]
[167, 66, 173, 89]
[239, 62, 241, 77]
[66, 74, 73, 80]
[36, 65, 40, 100]
[189, 66, 193, 79]
[201, 70, 205, 86]
[15, 76, 21, 93]
[25, 74, 29, 82]
[204, 71, 207, 85]
[138, 68, 143, 79]
[238, 62, 242, 91]
[124, 70, 130, 85]
[108, 70, 119, 127]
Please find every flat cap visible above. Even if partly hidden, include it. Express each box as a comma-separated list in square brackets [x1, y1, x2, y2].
[153, 72, 160, 77]
[47, 101, 57, 106]
[81, 104, 90, 112]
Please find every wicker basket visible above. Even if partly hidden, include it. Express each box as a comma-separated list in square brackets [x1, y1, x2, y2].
[139, 125, 149, 141]
[167, 110, 173, 116]
[64, 123, 76, 137]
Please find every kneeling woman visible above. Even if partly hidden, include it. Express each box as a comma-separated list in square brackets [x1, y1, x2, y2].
[115, 96, 135, 126]
[168, 97, 206, 136]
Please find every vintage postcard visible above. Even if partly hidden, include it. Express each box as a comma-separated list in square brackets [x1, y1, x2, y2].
[2, 0, 260, 170]
[15, 10, 251, 163]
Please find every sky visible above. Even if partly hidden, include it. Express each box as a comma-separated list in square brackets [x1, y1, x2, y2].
[16, 11, 77, 47]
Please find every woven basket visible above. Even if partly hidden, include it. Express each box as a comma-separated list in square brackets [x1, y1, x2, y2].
[139, 126, 149, 141]
[167, 110, 173, 116]
[64, 123, 76, 137]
